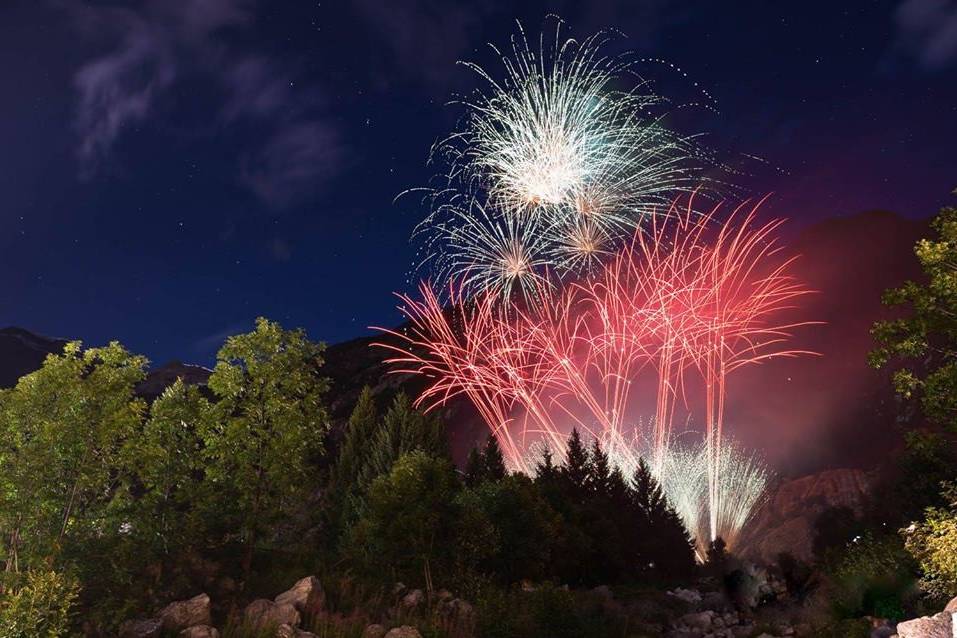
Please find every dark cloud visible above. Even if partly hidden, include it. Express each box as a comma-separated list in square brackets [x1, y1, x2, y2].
[895, 0, 957, 69]
[64, 0, 339, 207]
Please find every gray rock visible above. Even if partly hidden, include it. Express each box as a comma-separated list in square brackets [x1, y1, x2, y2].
[178, 626, 219, 638]
[680, 610, 716, 631]
[401, 589, 425, 609]
[362, 624, 387, 638]
[277, 624, 319, 638]
[119, 617, 163, 638]
[159, 594, 212, 632]
[275, 576, 325, 616]
[669, 588, 703, 604]
[896, 612, 952, 638]
[363, 625, 387, 638]
[244, 598, 301, 629]
[384, 627, 422, 638]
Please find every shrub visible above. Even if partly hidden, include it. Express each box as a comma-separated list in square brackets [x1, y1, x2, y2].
[827, 533, 916, 620]
[904, 482, 957, 601]
[0, 570, 79, 638]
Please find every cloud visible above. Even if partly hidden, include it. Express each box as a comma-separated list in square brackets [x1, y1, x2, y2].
[241, 121, 345, 209]
[64, 0, 340, 207]
[895, 0, 957, 69]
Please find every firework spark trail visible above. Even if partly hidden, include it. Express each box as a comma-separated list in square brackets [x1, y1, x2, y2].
[412, 19, 713, 300]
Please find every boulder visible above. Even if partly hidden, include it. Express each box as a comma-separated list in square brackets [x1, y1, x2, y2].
[275, 576, 325, 616]
[384, 627, 422, 638]
[119, 617, 163, 638]
[679, 610, 715, 631]
[435, 589, 454, 602]
[362, 624, 387, 638]
[277, 624, 319, 638]
[159, 594, 212, 631]
[946, 596, 957, 613]
[896, 612, 952, 638]
[401, 589, 425, 609]
[244, 598, 301, 629]
[178, 626, 219, 638]
[668, 588, 703, 604]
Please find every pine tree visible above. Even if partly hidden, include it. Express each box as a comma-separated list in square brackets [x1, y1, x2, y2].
[464, 446, 485, 487]
[329, 387, 379, 534]
[534, 446, 558, 483]
[561, 428, 590, 500]
[483, 435, 507, 481]
[587, 439, 611, 496]
[631, 458, 695, 578]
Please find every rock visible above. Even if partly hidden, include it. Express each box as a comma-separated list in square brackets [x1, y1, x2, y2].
[277, 624, 318, 638]
[946, 596, 957, 613]
[435, 588, 453, 602]
[740, 469, 870, 563]
[679, 610, 715, 631]
[669, 588, 703, 604]
[275, 576, 325, 616]
[119, 617, 163, 638]
[244, 598, 301, 629]
[159, 594, 212, 632]
[392, 582, 407, 597]
[896, 612, 952, 638]
[384, 627, 422, 638]
[363, 625, 387, 638]
[401, 589, 425, 609]
[178, 626, 219, 638]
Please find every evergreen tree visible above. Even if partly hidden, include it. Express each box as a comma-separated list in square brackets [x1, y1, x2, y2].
[464, 446, 485, 487]
[587, 439, 611, 496]
[631, 459, 695, 579]
[354, 393, 446, 499]
[328, 387, 379, 535]
[534, 446, 559, 484]
[561, 429, 590, 501]
[483, 435, 507, 481]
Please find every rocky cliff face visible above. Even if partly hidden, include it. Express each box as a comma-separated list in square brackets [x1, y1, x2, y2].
[740, 468, 871, 564]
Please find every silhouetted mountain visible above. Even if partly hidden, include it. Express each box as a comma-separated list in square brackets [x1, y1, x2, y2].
[0, 327, 68, 388]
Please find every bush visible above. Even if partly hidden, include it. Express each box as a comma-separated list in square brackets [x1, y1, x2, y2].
[0, 570, 79, 638]
[827, 533, 917, 621]
[904, 482, 957, 601]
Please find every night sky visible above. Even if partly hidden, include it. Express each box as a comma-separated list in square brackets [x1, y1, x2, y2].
[1, 0, 955, 366]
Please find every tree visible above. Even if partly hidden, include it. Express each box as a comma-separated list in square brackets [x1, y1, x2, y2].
[328, 387, 379, 535]
[354, 393, 445, 494]
[632, 459, 695, 579]
[0, 342, 147, 576]
[346, 451, 459, 592]
[904, 482, 957, 600]
[587, 439, 611, 496]
[464, 446, 485, 487]
[202, 317, 330, 579]
[117, 380, 214, 571]
[483, 436, 507, 481]
[456, 475, 561, 585]
[560, 429, 590, 502]
[464, 435, 508, 487]
[871, 207, 957, 430]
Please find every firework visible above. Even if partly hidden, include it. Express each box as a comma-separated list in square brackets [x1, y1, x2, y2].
[413, 19, 711, 299]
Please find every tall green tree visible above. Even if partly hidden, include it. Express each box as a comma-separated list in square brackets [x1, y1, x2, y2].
[631, 459, 695, 578]
[354, 393, 445, 494]
[202, 317, 330, 579]
[871, 207, 957, 429]
[483, 435, 507, 481]
[0, 342, 147, 576]
[560, 429, 590, 502]
[346, 451, 459, 592]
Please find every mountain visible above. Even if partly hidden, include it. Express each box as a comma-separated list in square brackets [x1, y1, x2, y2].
[0, 209, 932, 473]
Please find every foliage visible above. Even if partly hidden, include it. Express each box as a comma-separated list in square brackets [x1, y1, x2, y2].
[871, 207, 957, 430]
[204, 317, 330, 575]
[0, 341, 147, 575]
[456, 474, 562, 584]
[474, 584, 622, 638]
[904, 481, 957, 600]
[463, 436, 507, 488]
[826, 532, 917, 621]
[346, 451, 460, 591]
[0, 570, 79, 638]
